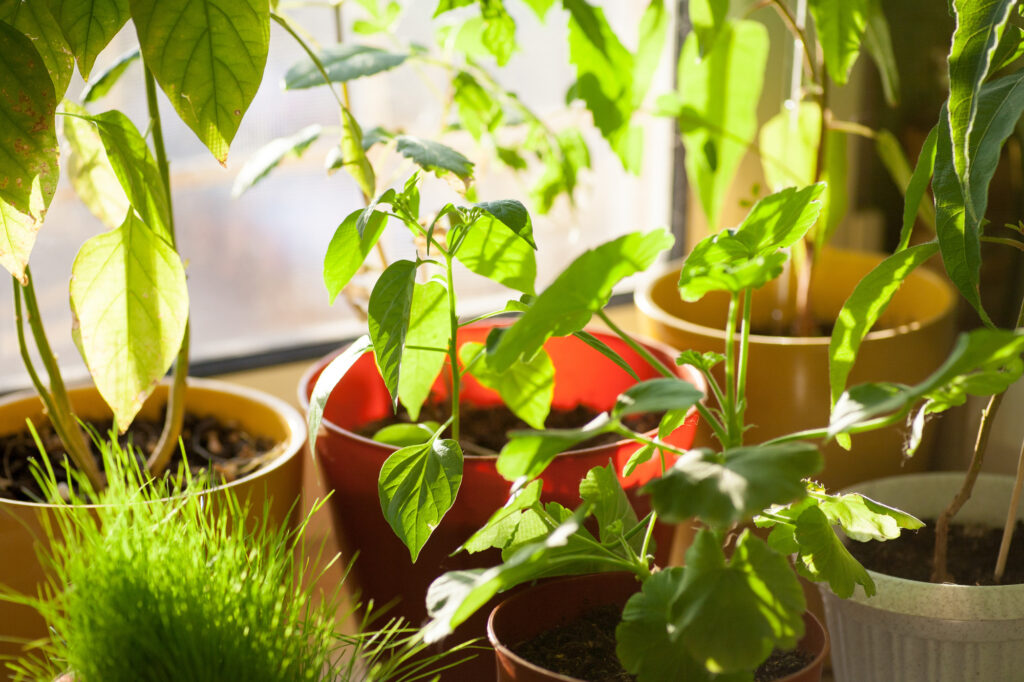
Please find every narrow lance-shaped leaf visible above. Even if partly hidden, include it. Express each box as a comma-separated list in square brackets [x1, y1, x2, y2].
[379, 438, 463, 562]
[341, 106, 375, 200]
[81, 47, 140, 103]
[130, 0, 270, 163]
[368, 260, 418, 407]
[70, 213, 188, 430]
[307, 336, 373, 458]
[632, 0, 668, 107]
[0, 0, 73, 99]
[283, 44, 408, 89]
[48, 0, 129, 79]
[460, 341, 554, 430]
[489, 229, 673, 371]
[398, 280, 449, 421]
[688, 0, 728, 56]
[896, 125, 938, 251]
[809, 0, 868, 85]
[323, 208, 388, 303]
[0, 22, 58, 282]
[863, 0, 899, 106]
[232, 124, 322, 198]
[63, 101, 130, 230]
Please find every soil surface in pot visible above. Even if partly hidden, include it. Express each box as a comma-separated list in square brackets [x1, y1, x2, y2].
[847, 519, 1024, 585]
[511, 604, 813, 681]
[359, 402, 661, 456]
[0, 411, 277, 502]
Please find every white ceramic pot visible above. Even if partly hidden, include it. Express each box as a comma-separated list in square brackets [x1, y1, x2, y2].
[819, 472, 1024, 682]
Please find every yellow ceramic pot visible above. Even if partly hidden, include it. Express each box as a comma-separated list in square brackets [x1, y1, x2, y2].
[0, 379, 305, 678]
[635, 248, 958, 489]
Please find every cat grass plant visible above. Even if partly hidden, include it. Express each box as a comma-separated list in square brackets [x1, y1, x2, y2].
[3, 435, 469, 682]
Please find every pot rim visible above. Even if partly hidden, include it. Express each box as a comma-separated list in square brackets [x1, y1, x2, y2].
[297, 324, 707, 461]
[635, 251, 957, 347]
[0, 377, 306, 511]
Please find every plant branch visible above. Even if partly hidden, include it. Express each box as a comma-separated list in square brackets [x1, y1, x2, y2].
[723, 294, 740, 447]
[767, 0, 816, 83]
[596, 309, 675, 378]
[445, 252, 461, 443]
[995, 435, 1024, 582]
[735, 291, 753, 437]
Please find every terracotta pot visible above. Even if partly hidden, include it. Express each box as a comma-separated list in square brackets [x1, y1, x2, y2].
[299, 326, 703, 678]
[0, 379, 305, 679]
[488, 571, 828, 682]
[636, 248, 957, 491]
[820, 472, 1024, 682]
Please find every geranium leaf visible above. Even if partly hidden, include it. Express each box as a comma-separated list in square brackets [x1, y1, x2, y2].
[131, 0, 270, 163]
[460, 479, 543, 554]
[398, 280, 449, 421]
[69, 213, 188, 430]
[378, 438, 463, 562]
[792, 505, 875, 598]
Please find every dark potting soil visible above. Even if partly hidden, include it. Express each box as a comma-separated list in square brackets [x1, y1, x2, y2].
[846, 519, 1024, 585]
[512, 604, 813, 681]
[360, 402, 662, 456]
[0, 411, 277, 503]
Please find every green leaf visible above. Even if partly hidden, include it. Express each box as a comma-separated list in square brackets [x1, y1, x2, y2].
[644, 443, 822, 528]
[231, 124, 321, 198]
[88, 110, 172, 243]
[521, 0, 556, 20]
[675, 530, 805, 673]
[678, 184, 825, 301]
[993, 23, 1024, 71]
[480, 1, 516, 66]
[372, 422, 437, 448]
[307, 336, 373, 458]
[453, 70, 502, 141]
[829, 242, 939, 405]
[395, 135, 473, 183]
[0, 22, 58, 282]
[676, 349, 725, 374]
[529, 127, 590, 213]
[612, 378, 702, 419]
[815, 489, 923, 542]
[368, 260, 418, 407]
[69, 213, 188, 430]
[378, 438, 463, 562]
[617, 568, 709, 682]
[460, 479, 543, 554]
[573, 330, 640, 381]
[809, 0, 868, 85]
[283, 44, 407, 89]
[398, 281, 449, 421]
[896, 125, 938, 251]
[81, 47, 139, 103]
[460, 341, 553, 430]
[675, 20, 769, 230]
[933, 110, 989, 323]
[489, 229, 673, 371]
[497, 413, 615, 481]
[759, 101, 820, 191]
[792, 506, 874, 598]
[689, 0, 728, 57]
[62, 101, 129, 230]
[622, 444, 655, 478]
[323, 208, 388, 303]
[0, 0, 73, 99]
[633, 0, 669, 107]
[474, 198, 534, 248]
[863, 0, 899, 106]
[579, 463, 640, 549]
[48, 0, 128, 79]
[130, 0, 270, 163]
[454, 214, 536, 294]
[564, 0, 642, 173]
[947, 0, 1017, 221]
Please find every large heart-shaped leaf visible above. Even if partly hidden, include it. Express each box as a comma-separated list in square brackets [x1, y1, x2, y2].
[398, 280, 449, 421]
[368, 259, 418, 406]
[130, 0, 270, 163]
[460, 341, 553, 430]
[63, 101, 130, 230]
[809, 0, 868, 85]
[323, 208, 388, 303]
[0, 22, 58, 282]
[644, 443, 822, 528]
[678, 184, 825, 301]
[379, 438, 463, 562]
[0, 0, 73, 98]
[48, 0, 128, 79]
[69, 213, 188, 430]
[454, 214, 536, 294]
[488, 229, 673, 371]
[88, 110, 171, 242]
[283, 44, 408, 89]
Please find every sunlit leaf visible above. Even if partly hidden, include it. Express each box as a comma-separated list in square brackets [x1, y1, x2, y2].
[368, 259, 418, 407]
[398, 280, 449, 421]
[63, 101, 130, 230]
[0, 0, 73, 98]
[307, 336, 373, 458]
[454, 214, 536, 294]
[579, 463, 640, 549]
[809, 0, 868, 85]
[612, 378, 702, 419]
[863, 0, 899, 105]
[395, 135, 473, 183]
[323, 208, 388, 303]
[231, 124, 322, 197]
[48, 0, 128, 79]
[460, 341, 553, 430]
[497, 414, 615, 481]
[81, 47, 139, 103]
[283, 44, 407, 89]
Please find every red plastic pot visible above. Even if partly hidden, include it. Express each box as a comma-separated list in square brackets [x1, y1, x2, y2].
[488, 572, 829, 682]
[299, 326, 702, 676]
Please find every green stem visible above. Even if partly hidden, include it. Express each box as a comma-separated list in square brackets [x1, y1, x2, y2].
[18, 271, 104, 491]
[723, 294, 740, 447]
[611, 424, 690, 459]
[735, 291, 753, 440]
[638, 512, 659, 568]
[445, 253, 461, 443]
[694, 402, 729, 448]
[762, 412, 905, 446]
[596, 309, 674, 378]
[144, 64, 189, 477]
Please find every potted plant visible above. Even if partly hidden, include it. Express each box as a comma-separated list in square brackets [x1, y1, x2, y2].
[633, 0, 959, 490]
[300, 170, 705, 679]
[811, 3, 1024, 679]
[421, 184, 929, 681]
[0, 3, 304, 663]
[4, 435, 469, 682]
